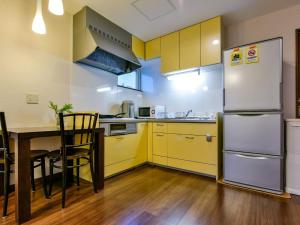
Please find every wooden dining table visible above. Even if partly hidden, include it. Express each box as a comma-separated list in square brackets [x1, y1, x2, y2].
[8, 126, 105, 224]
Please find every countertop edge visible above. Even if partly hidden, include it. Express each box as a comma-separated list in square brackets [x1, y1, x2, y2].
[99, 119, 216, 123]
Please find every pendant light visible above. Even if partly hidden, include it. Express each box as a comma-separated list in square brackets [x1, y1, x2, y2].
[48, 0, 64, 15]
[32, 0, 46, 34]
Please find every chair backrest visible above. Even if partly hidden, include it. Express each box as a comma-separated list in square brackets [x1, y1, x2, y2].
[58, 112, 98, 157]
[0, 112, 10, 158]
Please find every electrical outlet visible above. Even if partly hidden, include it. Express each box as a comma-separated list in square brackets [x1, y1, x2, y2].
[26, 94, 39, 104]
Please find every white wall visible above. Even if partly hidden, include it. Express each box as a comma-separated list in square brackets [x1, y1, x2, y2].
[141, 59, 223, 115]
[225, 3, 300, 118]
[70, 63, 143, 114]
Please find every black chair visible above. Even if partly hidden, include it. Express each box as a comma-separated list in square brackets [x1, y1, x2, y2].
[0, 112, 49, 217]
[48, 112, 98, 208]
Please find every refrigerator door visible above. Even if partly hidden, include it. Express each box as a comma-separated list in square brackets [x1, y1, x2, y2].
[224, 151, 283, 192]
[224, 113, 282, 155]
[224, 38, 282, 111]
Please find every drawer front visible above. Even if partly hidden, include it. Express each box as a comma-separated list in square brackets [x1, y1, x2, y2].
[105, 158, 135, 177]
[168, 134, 217, 164]
[168, 158, 216, 176]
[105, 135, 136, 166]
[167, 123, 217, 136]
[153, 133, 167, 156]
[224, 113, 282, 155]
[153, 123, 167, 133]
[224, 152, 283, 192]
[153, 155, 168, 166]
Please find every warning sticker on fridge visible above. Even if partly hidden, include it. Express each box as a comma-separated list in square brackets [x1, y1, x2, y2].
[245, 45, 259, 64]
[230, 48, 243, 66]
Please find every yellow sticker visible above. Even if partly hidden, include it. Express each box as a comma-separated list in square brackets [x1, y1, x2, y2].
[245, 45, 259, 64]
[231, 48, 243, 66]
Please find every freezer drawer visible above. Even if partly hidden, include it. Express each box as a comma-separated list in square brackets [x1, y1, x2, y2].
[224, 152, 283, 192]
[224, 38, 282, 111]
[224, 113, 282, 155]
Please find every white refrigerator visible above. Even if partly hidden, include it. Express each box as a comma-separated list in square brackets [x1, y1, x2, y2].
[223, 38, 284, 193]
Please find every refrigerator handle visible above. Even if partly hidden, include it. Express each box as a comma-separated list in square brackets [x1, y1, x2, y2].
[223, 88, 225, 107]
[236, 113, 265, 116]
[236, 154, 268, 160]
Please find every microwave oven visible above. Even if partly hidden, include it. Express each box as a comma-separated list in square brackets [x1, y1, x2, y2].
[138, 105, 166, 118]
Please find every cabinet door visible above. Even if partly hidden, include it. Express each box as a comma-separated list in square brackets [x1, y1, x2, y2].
[153, 133, 167, 156]
[105, 135, 136, 166]
[132, 36, 145, 59]
[180, 24, 201, 70]
[168, 134, 217, 165]
[145, 38, 161, 60]
[161, 32, 180, 74]
[201, 17, 221, 66]
[135, 123, 148, 164]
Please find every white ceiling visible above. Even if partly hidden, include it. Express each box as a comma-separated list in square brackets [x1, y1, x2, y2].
[64, 0, 300, 41]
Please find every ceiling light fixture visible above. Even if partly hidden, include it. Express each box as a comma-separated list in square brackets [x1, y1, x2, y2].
[32, 0, 46, 35]
[48, 0, 64, 16]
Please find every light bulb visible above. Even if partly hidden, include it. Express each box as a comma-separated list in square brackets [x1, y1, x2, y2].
[48, 0, 64, 15]
[32, 0, 46, 34]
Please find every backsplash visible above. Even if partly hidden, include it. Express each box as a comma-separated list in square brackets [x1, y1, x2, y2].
[71, 59, 223, 117]
[70, 64, 144, 115]
[141, 59, 223, 115]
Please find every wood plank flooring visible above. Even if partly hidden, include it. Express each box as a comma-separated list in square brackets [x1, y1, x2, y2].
[1, 166, 300, 225]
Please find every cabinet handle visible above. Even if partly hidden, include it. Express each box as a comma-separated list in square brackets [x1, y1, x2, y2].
[206, 134, 212, 142]
[156, 124, 164, 127]
[185, 136, 194, 140]
[115, 137, 124, 140]
[156, 134, 164, 137]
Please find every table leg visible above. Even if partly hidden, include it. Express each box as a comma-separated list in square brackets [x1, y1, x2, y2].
[15, 137, 31, 223]
[94, 130, 104, 190]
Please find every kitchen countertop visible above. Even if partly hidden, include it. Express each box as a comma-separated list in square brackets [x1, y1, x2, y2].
[99, 118, 216, 123]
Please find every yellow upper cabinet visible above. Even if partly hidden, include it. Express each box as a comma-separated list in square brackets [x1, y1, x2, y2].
[200, 16, 222, 66]
[132, 36, 145, 60]
[179, 24, 201, 70]
[145, 38, 161, 60]
[160, 32, 180, 74]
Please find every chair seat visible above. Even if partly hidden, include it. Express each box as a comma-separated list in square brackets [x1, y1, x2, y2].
[30, 150, 49, 160]
[0, 150, 49, 163]
[48, 148, 89, 160]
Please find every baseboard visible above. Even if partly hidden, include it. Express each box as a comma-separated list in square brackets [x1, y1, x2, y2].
[286, 187, 300, 196]
[218, 178, 291, 199]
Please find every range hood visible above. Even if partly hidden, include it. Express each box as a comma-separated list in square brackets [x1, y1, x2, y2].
[73, 6, 141, 75]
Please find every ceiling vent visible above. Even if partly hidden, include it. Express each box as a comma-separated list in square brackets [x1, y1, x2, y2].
[132, 0, 176, 21]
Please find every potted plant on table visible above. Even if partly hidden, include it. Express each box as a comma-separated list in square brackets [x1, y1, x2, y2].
[49, 101, 73, 127]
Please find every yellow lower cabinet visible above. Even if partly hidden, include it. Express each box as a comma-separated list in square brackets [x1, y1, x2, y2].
[167, 123, 217, 136]
[105, 135, 136, 166]
[134, 123, 148, 165]
[167, 134, 217, 165]
[153, 155, 168, 166]
[167, 158, 216, 176]
[105, 158, 136, 177]
[153, 133, 167, 157]
[153, 122, 167, 133]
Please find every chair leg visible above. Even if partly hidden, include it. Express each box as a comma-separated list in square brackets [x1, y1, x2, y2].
[62, 159, 67, 208]
[89, 153, 97, 193]
[76, 158, 80, 186]
[40, 157, 48, 198]
[30, 161, 35, 192]
[48, 159, 54, 197]
[3, 162, 10, 217]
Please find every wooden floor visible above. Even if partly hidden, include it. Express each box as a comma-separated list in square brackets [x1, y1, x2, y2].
[1, 166, 300, 225]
